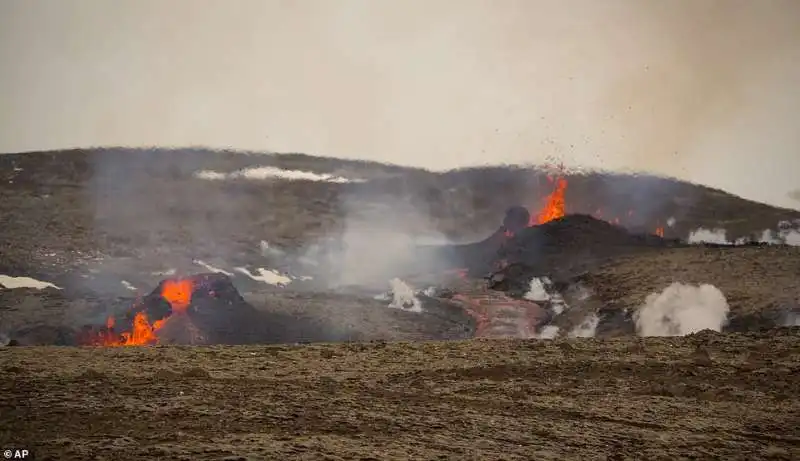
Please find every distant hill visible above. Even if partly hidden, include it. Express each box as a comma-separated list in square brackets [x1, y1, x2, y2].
[1, 147, 798, 287]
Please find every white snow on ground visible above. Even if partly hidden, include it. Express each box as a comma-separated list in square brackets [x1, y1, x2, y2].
[151, 268, 176, 276]
[687, 228, 730, 244]
[121, 280, 137, 291]
[0, 275, 61, 290]
[234, 267, 292, 287]
[195, 166, 362, 183]
[387, 278, 423, 312]
[193, 259, 234, 276]
[634, 282, 730, 336]
[569, 314, 600, 338]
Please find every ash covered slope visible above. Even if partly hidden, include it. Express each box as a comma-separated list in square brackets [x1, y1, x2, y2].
[1, 147, 798, 291]
[579, 245, 800, 331]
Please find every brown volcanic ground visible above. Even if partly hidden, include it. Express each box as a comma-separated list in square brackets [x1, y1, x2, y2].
[2, 147, 800, 459]
[2, 330, 799, 460]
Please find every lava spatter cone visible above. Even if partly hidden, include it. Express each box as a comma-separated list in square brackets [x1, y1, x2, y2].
[79, 273, 265, 346]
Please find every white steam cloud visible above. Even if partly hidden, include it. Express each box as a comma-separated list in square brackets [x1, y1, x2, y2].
[784, 312, 800, 327]
[387, 278, 422, 313]
[312, 196, 451, 289]
[687, 228, 730, 245]
[634, 283, 730, 336]
[524, 277, 551, 302]
[534, 325, 560, 340]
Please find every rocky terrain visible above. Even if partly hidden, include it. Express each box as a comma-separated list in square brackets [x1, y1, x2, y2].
[2, 330, 798, 460]
[1, 147, 799, 459]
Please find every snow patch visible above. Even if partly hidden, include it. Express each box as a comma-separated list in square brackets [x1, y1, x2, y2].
[194, 259, 233, 276]
[234, 267, 292, 287]
[0, 275, 61, 290]
[121, 280, 137, 291]
[195, 166, 362, 183]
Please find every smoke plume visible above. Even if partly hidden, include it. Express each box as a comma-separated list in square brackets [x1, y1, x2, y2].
[306, 191, 452, 289]
[634, 282, 730, 336]
[387, 278, 422, 313]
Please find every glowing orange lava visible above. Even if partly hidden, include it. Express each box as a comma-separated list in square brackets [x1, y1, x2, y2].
[533, 176, 568, 225]
[161, 279, 193, 313]
[82, 278, 195, 347]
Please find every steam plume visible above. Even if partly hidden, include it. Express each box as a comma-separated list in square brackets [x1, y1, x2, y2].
[634, 283, 730, 336]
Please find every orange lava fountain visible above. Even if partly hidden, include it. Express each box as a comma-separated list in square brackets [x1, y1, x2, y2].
[82, 278, 195, 346]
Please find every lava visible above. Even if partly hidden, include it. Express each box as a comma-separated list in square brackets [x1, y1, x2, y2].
[533, 176, 568, 225]
[161, 279, 193, 313]
[82, 277, 195, 347]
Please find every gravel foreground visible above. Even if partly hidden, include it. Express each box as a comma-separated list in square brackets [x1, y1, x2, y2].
[2, 329, 799, 460]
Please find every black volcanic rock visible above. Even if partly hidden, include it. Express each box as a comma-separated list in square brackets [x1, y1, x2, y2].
[502, 214, 679, 264]
[428, 213, 681, 280]
[79, 272, 354, 345]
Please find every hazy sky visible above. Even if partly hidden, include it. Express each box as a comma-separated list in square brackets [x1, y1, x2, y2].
[2, 0, 799, 209]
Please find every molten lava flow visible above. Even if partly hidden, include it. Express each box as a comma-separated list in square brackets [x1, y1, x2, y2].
[533, 176, 568, 225]
[161, 279, 193, 313]
[83, 277, 195, 347]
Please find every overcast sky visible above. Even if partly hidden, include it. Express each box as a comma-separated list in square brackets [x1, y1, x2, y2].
[1, 0, 799, 209]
